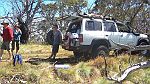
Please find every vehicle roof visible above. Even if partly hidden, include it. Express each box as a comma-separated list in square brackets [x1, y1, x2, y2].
[57, 14, 125, 25]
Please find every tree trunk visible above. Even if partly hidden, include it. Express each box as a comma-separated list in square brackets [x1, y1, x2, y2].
[17, 17, 29, 44]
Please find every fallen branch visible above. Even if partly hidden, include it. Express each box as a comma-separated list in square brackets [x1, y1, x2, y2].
[107, 60, 150, 82]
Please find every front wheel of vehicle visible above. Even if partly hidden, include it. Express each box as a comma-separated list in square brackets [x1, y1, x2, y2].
[92, 46, 109, 57]
[139, 42, 150, 56]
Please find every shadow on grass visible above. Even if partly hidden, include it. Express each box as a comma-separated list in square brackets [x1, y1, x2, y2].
[25, 53, 150, 65]
[25, 55, 95, 65]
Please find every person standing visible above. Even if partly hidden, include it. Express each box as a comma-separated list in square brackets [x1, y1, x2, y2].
[49, 24, 62, 60]
[11, 25, 22, 55]
[0, 21, 13, 61]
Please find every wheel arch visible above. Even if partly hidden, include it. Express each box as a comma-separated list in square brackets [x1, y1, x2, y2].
[89, 39, 111, 53]
[137, 38, 150, 45]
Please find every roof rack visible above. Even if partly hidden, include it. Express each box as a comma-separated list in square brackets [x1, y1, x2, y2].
[78, 13, 103, 19]
[103, 16, 116, 21]
[56, 13, 116, 22]
[78, 13, 116, 21]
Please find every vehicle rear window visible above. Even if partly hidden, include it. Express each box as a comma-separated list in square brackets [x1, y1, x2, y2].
[67, 22, 81, 33]
[85, 20, 102, 31]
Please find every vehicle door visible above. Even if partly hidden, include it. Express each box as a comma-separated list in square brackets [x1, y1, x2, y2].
[82, 19, 104, 45]
[103, 21, 120, 49]
[117, 23, 137, 46]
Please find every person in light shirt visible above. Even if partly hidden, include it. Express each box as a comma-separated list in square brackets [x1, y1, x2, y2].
[11, 24, 22, 55]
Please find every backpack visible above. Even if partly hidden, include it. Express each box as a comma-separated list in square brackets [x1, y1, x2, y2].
[46, 30, 54, 45]
[13, 54, 23, 66]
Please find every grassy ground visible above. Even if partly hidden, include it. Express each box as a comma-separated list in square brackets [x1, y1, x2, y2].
[0, 43, 150, 84]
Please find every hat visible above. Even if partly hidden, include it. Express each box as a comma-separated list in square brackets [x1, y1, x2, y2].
[1, 21, 9, 25]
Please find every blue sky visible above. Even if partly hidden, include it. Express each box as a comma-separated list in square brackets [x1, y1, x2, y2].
[0, 0, 96, 17]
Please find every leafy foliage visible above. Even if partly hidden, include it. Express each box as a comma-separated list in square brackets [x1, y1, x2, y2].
[92, 0, 150, 33]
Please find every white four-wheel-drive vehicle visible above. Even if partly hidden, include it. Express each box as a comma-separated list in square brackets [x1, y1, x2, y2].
[61, 14, 150, 57]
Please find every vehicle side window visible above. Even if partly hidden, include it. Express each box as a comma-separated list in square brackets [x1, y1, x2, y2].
[103, 22, 117, 32]
[95, 21, 102, 30]
[117, 23, 129, 32]
[85, 20, 102, 31]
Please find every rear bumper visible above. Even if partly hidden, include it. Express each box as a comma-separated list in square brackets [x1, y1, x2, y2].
[78, 45, 91, 52]
[62, 44, 90, 52]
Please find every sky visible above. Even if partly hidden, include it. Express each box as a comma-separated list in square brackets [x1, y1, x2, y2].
[0, 0, 96, 27]
[0, 0, 96, 17]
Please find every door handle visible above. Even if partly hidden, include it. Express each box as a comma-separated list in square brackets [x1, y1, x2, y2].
[120, 34, 123, 37]
[105, 35, 109, 36]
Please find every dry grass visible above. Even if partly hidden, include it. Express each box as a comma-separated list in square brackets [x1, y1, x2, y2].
[0, 43, 150, 83]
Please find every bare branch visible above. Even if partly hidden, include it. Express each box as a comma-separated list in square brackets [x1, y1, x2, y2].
[130, 3, 144, 25]
[28, 0, 35, 15]
[26, 0, 42, 25]
[14, 0, 22, 14]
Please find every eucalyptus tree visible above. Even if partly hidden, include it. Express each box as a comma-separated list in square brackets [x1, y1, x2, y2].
[92, 0, 150, 33]
[41, 2, 58, 26]
[58, 0, 87, 30]
[9, 0, 42, 43]
[40, 0, 87, 30]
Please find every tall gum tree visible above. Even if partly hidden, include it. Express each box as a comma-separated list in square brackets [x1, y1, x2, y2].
[92, 0, 150, 33]
[41, 0, 87, 30]
[10, 0, 42, 43]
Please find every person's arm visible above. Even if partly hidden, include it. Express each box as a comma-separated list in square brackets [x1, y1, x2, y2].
[0, 27, 4, 36]
[0, 32, 2, 36]
[8, 28, 13, 41]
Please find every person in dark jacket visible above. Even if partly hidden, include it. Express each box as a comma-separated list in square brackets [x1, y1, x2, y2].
[11, 24, 22, 55]
[0, 21, 13, 61]
[48, 24, 62, 60]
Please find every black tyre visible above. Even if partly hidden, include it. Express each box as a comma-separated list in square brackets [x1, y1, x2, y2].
[46, 30, 53, 45]
[73, 51, 82, 57]
[114, 49, 124, 56]
[83, 52, 89, 57]
[92, 46, 109, 57]
[139, 42, 150, 56]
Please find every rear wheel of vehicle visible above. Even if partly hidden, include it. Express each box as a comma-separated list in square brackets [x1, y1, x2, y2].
[73, 51, 82, 58]
[92, 46, 109, 57]
[139, 42, 150, 56]
[83, 52, 89, 57]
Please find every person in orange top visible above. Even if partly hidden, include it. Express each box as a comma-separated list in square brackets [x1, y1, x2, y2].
[0, 21, 13, 61]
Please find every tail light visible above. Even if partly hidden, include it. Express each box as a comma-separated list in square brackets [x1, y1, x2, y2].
[79, 34, 83, 43]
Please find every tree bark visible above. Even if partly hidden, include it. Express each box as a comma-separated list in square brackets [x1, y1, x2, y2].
[17, 17, 29, 44]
